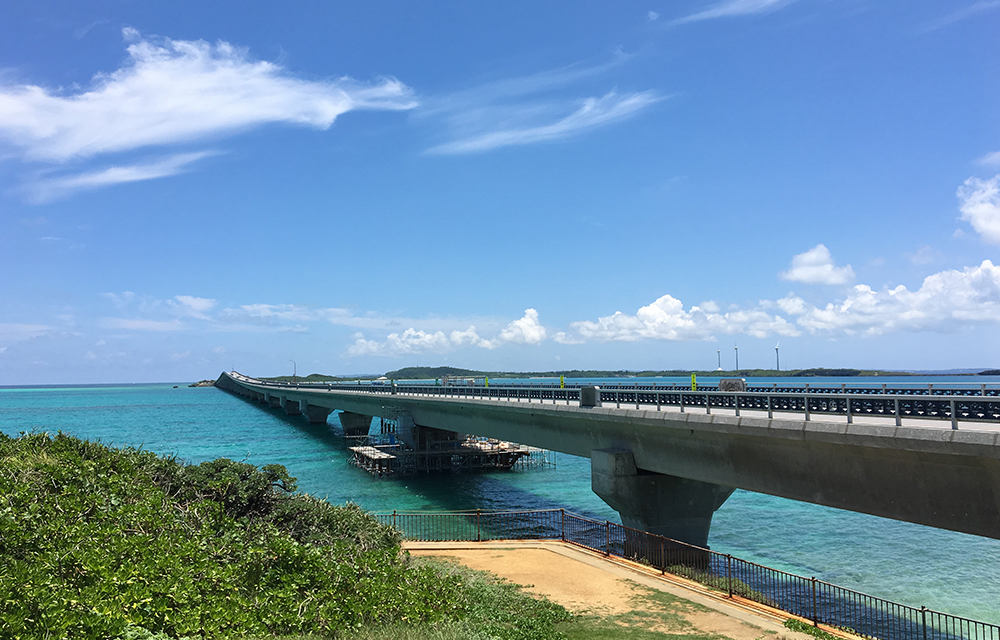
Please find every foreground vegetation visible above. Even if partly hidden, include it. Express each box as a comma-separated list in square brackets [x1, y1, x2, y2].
[0, 433, 567, 639]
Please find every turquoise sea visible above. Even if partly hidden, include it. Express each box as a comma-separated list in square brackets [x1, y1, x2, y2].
[1, 381, 998, 624]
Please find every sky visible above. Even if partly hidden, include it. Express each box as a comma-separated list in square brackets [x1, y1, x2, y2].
[1, 0, 999, 384]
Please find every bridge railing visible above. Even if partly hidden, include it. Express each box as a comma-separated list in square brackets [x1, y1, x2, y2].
[228, 372, 1000, 427]
[378, 508, 999, 640]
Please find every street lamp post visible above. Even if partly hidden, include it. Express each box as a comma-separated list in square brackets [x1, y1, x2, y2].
[289, 359, 297, 383]
[734, 346, 739, 371]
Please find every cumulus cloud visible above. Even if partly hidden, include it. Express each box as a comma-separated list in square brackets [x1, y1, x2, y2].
[563, 295, 799, 343]
[779, 244, 855, 285]
[672, 0, 796, 24]
[0, 29, 415, 163]
[427, 90, 662, 155]
[788, 261, 1000, 335]
[345, 309, 547, 356]
[958, 175, 1000, 244]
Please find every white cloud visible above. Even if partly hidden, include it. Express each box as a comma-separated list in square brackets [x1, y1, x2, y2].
[0, 30, 415, 164]
[345, 309, 548, 356]
[101, 318, 183, 331]
[672, 0, 796, 24]
[25, 152, 215, 203]
[428, 90, 661, 154]
[958, 175, 1000, 245]
[921, 1, 1000, 32]
[171, 295, 218, 319]
[565, 294, 799, 343]
[0, 323, 51, 341]
[495, 308, 547, 345]
[789, 261, 1000, 335]
[977, 151, 1000, 167]
[907, 245, 940, 265]
[779, 244, 855, 285]
[648, 11, 661, 21]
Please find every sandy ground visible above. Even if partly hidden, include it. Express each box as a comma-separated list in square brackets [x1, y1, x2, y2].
[406, 540, 820, 640]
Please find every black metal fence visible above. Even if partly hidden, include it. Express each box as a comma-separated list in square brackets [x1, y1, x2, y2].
[378, 509, 999, 640]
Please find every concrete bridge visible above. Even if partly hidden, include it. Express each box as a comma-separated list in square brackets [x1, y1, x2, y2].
[215, 371, 1000, 547]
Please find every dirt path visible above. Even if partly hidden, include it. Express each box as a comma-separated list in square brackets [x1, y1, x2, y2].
[407, 541, 816, 640]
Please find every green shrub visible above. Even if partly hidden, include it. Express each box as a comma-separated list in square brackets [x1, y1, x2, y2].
[0, 433, 469, 639]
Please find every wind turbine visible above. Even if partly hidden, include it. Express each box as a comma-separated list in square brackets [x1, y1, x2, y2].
[775, 342, 780, 372]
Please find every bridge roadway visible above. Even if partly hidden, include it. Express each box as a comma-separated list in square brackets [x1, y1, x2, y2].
[215, 372, 1000, 547]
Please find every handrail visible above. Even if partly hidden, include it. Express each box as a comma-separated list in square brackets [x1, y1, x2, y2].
[223, 372, 1000, 427]
[377, 508, 999, 640]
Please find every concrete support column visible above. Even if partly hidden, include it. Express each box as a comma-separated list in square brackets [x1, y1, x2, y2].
[303, 403, 332, 424]
[267, 394, 281, 408]
[279, 397, 301, 416]
[339, 411, 374, 436]
[591, 449, 734, 548]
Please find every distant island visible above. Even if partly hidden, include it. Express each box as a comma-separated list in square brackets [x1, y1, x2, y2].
[254, 365, 1000, 382]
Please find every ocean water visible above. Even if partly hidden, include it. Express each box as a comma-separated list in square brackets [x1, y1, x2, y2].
[1, 382, 998, 624]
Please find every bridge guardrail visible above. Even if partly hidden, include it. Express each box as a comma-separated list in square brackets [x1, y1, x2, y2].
[378, 508, 999, 640]
[227, 373, 1000, 428]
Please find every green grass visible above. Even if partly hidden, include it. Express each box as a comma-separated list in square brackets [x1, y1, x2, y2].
[783, 618, 842, 640]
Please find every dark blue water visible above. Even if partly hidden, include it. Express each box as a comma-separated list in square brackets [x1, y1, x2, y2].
[1, 382, 997, 623]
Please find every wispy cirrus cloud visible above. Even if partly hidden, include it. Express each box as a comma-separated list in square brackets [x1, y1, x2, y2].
[427, 90, 663, 155]
[671, 0, 797, 25]
[0, 323, 53, 342]
[921, 1, 1000, 32]
[419, 56, 662, 155]
[22, 151, 216, 203]
[0, 28, 415, 200]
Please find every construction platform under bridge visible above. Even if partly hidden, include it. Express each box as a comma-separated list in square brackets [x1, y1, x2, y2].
[347, 413, 554, 476]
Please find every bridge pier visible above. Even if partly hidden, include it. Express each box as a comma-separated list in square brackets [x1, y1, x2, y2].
[280, 397, 301, 416]
[339, 411, 374, 436]
[266, 393, 281, 408]
[303, 403, 332, 424]
[591, 449, 734, 549]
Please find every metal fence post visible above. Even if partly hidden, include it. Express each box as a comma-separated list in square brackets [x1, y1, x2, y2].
[846, 394, 853, 424]
[393, 509, 397, 530]
[811, 576, 818, 626]
[606, 521, 611, 556]
[476, 508, 481, 542]
[921, 606, 928, 640]
[560, 508, 565, 541]
[950, 399, 958, 430]
[727, 554, 733, 598]
[895, 397, 901, 426]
